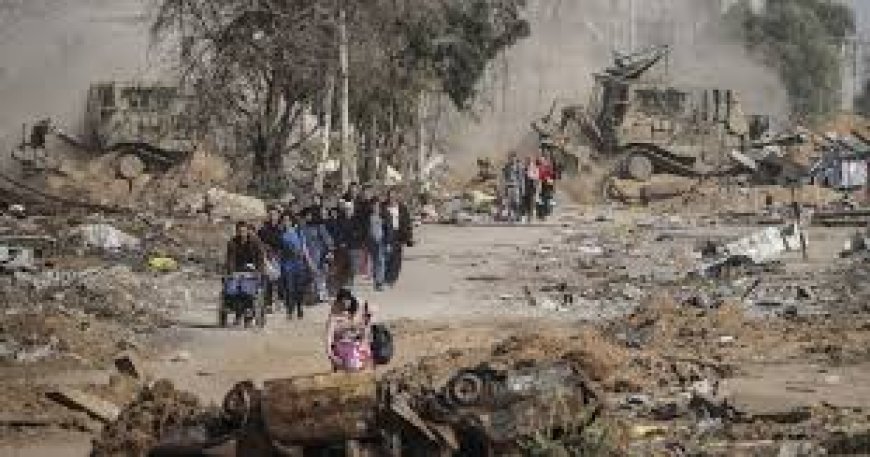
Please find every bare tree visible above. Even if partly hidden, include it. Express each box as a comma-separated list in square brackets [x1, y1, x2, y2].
[152, 0, 338, 190]
[152, 0, 530, 191]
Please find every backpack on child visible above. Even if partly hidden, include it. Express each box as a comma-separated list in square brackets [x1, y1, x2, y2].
[370, 323, 393, 366]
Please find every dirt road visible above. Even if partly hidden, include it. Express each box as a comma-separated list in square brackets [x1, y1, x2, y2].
[1, 221, 568, 457]
[7, 206, 870, 456]
[145, 222, 565, 404]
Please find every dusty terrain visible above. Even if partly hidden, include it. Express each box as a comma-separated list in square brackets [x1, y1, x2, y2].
[4, 200, 870, 455]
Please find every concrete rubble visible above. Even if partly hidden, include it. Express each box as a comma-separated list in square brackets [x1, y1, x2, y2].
[204, 187, 267, 221]
[68, 224, 140, 252]
[3, 105, 870, 456]
[3, 189, 870, 456]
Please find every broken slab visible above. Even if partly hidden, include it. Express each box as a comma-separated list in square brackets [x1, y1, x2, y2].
[47, 387, 120, 422]
[0, 413, 60, 427]
[694, 223, 806, 277]
[724, 223, 804, 264]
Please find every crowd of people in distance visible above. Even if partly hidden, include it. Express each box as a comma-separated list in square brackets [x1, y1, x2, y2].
[225, 183, 414, 321]
[500, 152, 557, 223]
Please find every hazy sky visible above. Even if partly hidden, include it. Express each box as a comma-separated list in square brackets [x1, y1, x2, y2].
[0, 0, 155, 160]
[0, 0, 867, 169]
[852, 0, 870, 36]
[444, 0, 790, 162]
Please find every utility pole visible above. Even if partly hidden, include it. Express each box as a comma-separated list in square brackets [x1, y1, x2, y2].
[339, 0, 352, 188]
[315, 75, 334, 194]
[417, 90, 427, 182]
[628, 0, 637, 51]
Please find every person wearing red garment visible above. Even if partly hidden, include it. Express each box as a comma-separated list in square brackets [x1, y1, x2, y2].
[536, 156, 556, 220]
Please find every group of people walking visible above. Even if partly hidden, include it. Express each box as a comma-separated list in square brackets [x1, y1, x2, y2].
[501, 152, 557, 223]
[225, 184, 414, 321]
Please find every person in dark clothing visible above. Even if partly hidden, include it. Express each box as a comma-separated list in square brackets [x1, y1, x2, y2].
[522, 157, 539, 223]
[300, 206, 334, 302]
[366, 194, 392, 291]
[286, 197, 303, 223]
[383, 189, 414, 286]
[325, 207, 343, 244]
[258, 207, 283, 311]
[226, 221, 265, 274]
[538, 177, 555, 220]
[502, 152, 525, 222]
[202, 194, 215, 223]
[342, 182, 360, 206]
[308, 194, 326, 224]
[279, 212, 314, 320]
[225, 222, 265, 323]
[325, 207, 345, 295]
[347, 189, 371, 284]
[332, 202, 359, 290]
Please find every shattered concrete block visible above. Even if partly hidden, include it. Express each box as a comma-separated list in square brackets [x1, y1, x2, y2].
[48, 388, 120, 422]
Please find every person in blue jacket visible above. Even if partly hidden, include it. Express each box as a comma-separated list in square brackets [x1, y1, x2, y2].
[300, 205, 334, 303]
[279, 211, 314, 320]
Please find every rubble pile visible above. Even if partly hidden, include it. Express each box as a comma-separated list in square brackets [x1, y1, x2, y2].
[428, 206, 870, 453]
[39, 149, 235, 214]
[0, 262, 211, 372]
[92, 379, 225, 457]
[0, 306, 135, 367]
[9, 266, 180, 327]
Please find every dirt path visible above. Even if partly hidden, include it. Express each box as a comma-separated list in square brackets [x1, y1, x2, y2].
[1, 220, 572, 457]
[146, 222, 565, 404]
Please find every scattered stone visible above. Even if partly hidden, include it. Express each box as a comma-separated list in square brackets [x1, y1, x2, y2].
[14, 343, 55, 364]
[114, 351, 145, 379]
[169, 350, 192, 363]
[68, 223, 140, 251]
[624, 394, 652, 407]
[717, 335, 736, 345]
[205, 187, 266, 221]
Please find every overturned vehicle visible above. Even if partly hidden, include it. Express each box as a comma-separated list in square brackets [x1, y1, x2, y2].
[146, 362, 601, 456]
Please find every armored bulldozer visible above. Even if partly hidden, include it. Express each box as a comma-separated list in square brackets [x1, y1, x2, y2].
[534, 45, 774, 184]
[85, 81, 196, 165]
[12, 81, 195, 177]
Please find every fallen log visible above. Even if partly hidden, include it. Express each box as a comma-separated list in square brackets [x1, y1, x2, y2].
[262, 373, 378, 445]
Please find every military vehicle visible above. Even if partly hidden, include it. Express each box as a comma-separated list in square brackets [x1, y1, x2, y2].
[84, 81, 195, 166]
[12, 81, 195, 177]
[533, 45, 777, 185]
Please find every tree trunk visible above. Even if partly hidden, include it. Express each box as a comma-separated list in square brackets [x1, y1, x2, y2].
[370, 114, 379, 184]
[417, 90, 427, 183]
[253, 130, 269, 189]
[316, 75, 335, 193]
[339, 0, 352, 188]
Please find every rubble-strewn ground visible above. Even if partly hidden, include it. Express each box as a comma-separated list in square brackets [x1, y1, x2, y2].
[4, 188, 870, 455]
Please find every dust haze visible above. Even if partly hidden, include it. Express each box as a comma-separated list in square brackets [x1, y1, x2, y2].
[0, 0, 156, 167]
[443, 0, 789, 166]
[0, 0, 789, 172]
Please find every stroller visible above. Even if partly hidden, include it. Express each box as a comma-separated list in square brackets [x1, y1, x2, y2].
[219, 267, 266, 329]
